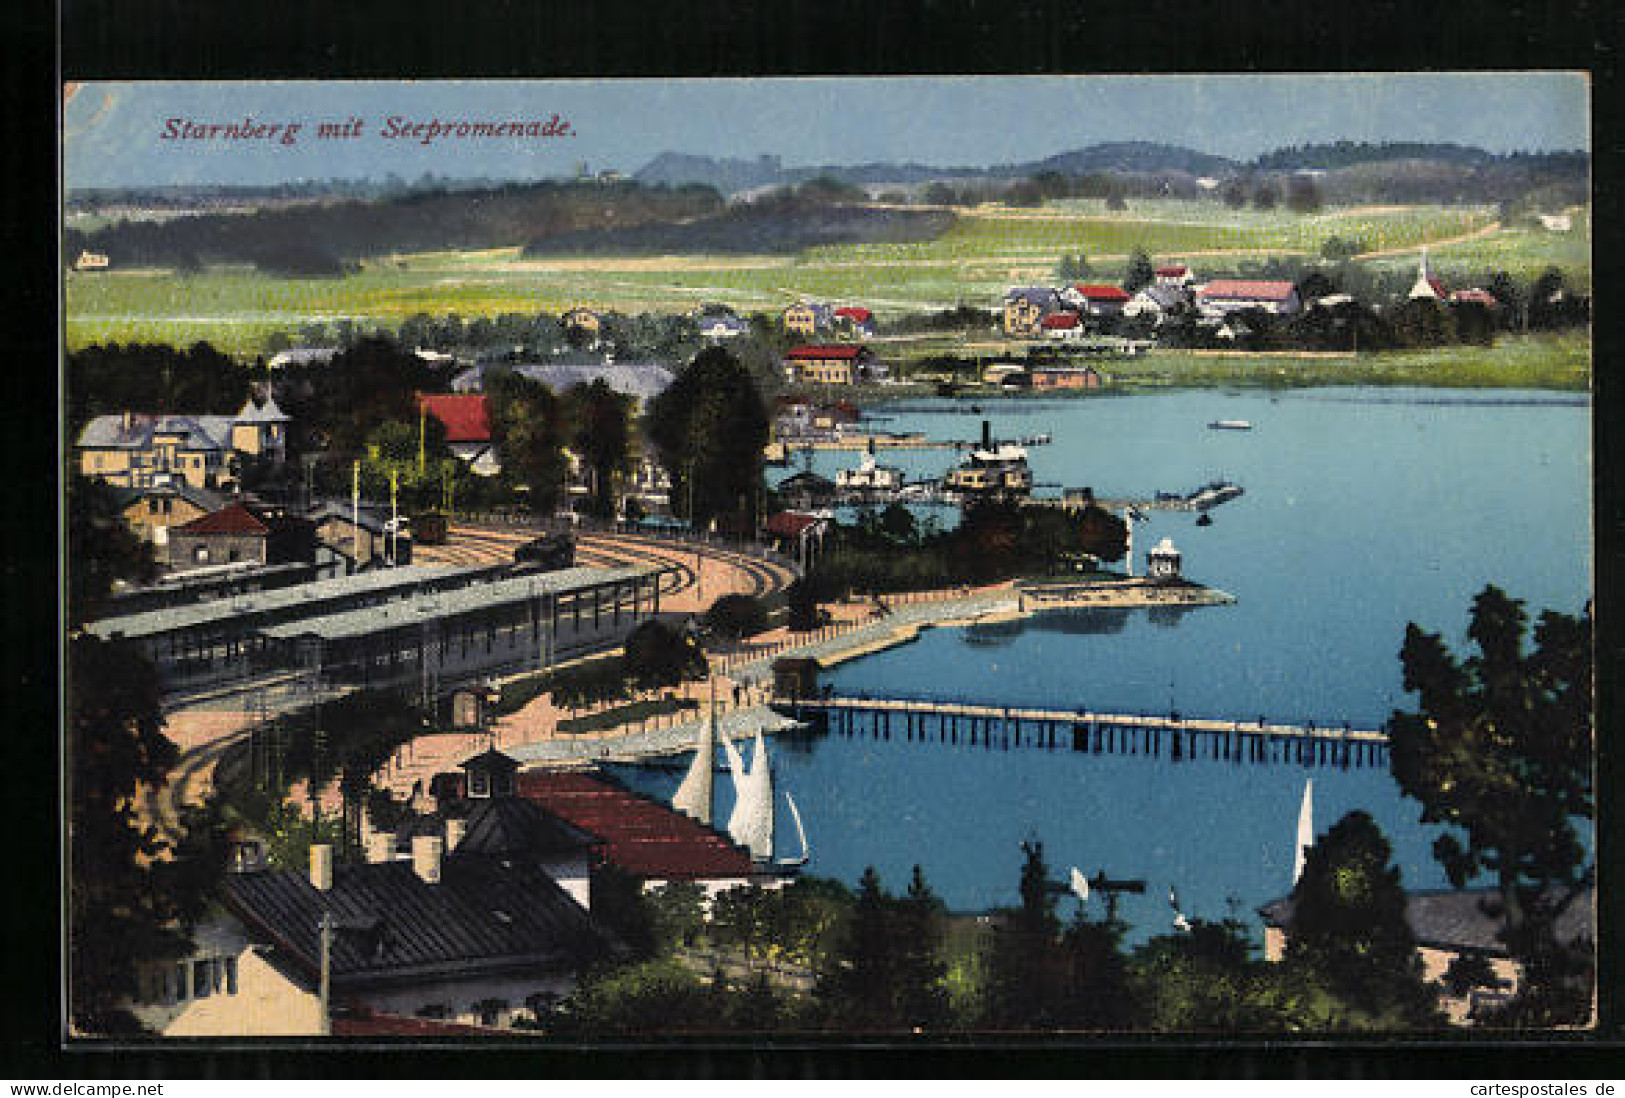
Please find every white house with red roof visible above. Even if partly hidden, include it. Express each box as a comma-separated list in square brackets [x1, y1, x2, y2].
[833, 306, 876, 337]
[418, 393, 500, 477]
[1065, 283, 1132, 317]
[1196, 279, 1303, 318]
[1040, 311, 1085, 340]
[1155, 264, 1194, 288]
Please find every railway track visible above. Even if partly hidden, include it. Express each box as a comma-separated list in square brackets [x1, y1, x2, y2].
[418, 524, 796, 601]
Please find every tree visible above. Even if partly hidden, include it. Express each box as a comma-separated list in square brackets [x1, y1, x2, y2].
[1253, 180, 1281, 210]
[702, 593, 769, 643]
[1286, 175, 1325, 214]
[817, 867, 897, 1029]
[1122, 249, 1156, 294]
[67, 475, 156, 627]
[1104, 190, 1128, 212]
[621, 620, 706, 689]
[892, 866, 951, 1029]
[786, 576, 822, 633]
[982, 841, 1066, 1028]
[485, 370, 570, 515]
[1054, 252, 1090, 281]
[567, 379, 633, 518]
[1284, 811, 1438, 1023]
[1388, 585, 1593, 1024]
[645, 347, 769, 529]
[1220, 178, 1247, 209]
[878, 502, 917, 545]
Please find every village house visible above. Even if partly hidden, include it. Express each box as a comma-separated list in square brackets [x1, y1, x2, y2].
[1154, 264, 1194, 288]
[307, 502, 408, 569]
[77, 395, 290, 492]
[418, 393, 500, 477]
[782, 301, 833, 337]
[1002, 287, 1062, 336]
[833, 306, 876, 338]
[1260, 887, 1594, 1026]
[125, 749, 625, 1037]
[699, 314, 750, 341]
[165, 501, 313, 572]
[763, 510, 831, 569]
[560, 307, 604, 341]
[1448, 288, 1500, 308]
[1123, 284, 1192, 325]
[1196, 279, 1303, 318]
[1040, 311, 1084, 341]
[1029, 363, 1104, 390]
[1068, 284, 1132, 318]
[781, 345, 884, 386]
[114, 481, 227, 559]
[74, 249, 110, 270]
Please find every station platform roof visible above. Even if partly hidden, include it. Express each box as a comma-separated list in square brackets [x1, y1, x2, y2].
[258, 563, 671, 644]
[84, 563, 507, 641]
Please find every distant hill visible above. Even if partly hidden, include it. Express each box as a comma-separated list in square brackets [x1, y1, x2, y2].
[1009, 141, 1240, 178]
[634, 151, 988, 195]
[522, 194, 955, 256]
[64, 179, 723, 271]
[1252, 140, 1588, 171]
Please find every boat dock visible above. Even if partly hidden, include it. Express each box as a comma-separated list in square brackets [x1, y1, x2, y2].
[777, 693, 1389, 769]
[1030, 481, 1245, 513]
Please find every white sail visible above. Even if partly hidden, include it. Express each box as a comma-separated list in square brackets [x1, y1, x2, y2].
[671, 710, 716, 825]
[1069, 867, 1090, 905]
[727, 728, 776, 861]
[778, 791, 811, 866]
[1292, 778, 1315, 886]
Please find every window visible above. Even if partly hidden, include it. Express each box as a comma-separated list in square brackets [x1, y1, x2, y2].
[225, 956, 239, 995]
[469, 771, 489, 797]
[193, 959, 211, 997]
[149, 499, 161, 514]
[175, 962, 190, 1001]
[195, 547, 210, 564]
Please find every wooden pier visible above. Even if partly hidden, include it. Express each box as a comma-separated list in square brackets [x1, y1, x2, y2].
[776, 694, 1389, 769]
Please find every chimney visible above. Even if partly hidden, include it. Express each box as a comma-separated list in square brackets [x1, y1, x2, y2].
[309, 844, 334, 891]
[411, 834, 444, 884]
[445, 817, 467, 852]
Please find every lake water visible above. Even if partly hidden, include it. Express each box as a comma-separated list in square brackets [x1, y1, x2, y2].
[636, 388, 1593, 935]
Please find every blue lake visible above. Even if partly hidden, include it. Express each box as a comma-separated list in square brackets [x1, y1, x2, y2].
[640, 388, 1593, 936]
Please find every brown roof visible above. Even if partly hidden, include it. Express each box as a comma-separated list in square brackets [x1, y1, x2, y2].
[784, 344, 869, 361]
[175, 503, 270, 536]
[1199, 279, 1298, 302]
[518, 770, 757, 881]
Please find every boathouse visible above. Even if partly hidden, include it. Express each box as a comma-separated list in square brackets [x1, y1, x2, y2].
[1147, 537, 1182, 583]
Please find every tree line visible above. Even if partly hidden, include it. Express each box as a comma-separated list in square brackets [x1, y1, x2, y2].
[65, 178, 722, 274]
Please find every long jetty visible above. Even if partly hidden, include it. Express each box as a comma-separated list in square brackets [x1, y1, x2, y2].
[778, 694, 1389, 769]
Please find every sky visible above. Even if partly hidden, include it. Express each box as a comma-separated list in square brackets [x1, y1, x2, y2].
[62, 74, 1590, 190]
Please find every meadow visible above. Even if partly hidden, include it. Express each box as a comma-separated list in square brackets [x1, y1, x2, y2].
[64, 199, 1586, 358]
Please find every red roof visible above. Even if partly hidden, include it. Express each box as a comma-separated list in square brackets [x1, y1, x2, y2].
[764, 511, 824, 539]
[834, 306, 873, 323]
[1198, 279, 1298, 302]
[1450, 288, 1499, 306]
[1155, 265, 1190, 277]
[1040, 311, 1081, 329]
[417, 393, 491, 444]
[784, 344, 868, 361]
[518, 770, 757, 880]
[175, 503, 270, 536]
[1076, 284, 1131, 302]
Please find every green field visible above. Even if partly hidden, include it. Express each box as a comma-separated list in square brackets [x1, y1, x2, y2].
[1106, 333, 1591, 391]
[64, 200, 1586, 358]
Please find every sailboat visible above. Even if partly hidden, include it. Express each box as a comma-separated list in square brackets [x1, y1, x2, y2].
[671, 696, 718, 826]
[721, 725, 810, 868]
[1292, 778, 1315, 886]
